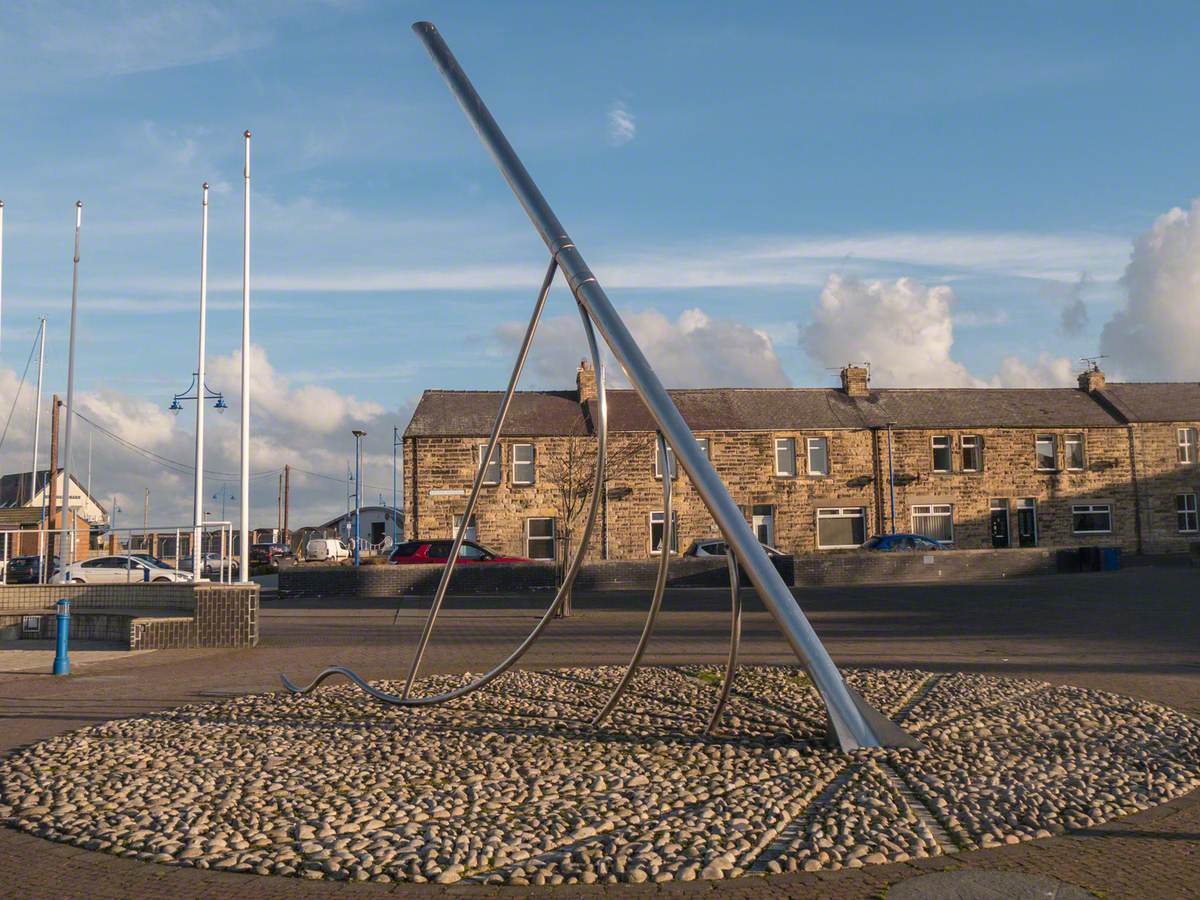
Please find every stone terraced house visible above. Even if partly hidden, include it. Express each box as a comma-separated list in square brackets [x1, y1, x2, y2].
[403, 363, 1200, 561]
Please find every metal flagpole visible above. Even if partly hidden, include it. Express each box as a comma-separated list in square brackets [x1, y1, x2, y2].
[0, 200, 5, 357]
[411, 22, 915, 750]
[193, 183, 209, 581]
[392, 426, 400, 544]
[60, 202, 82, 566]
[353, 430, 365, 566]
[238, 132, 251, 582]
[30, 317, 46, 506]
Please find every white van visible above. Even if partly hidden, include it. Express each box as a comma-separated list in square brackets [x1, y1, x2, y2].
[305, 538, 351, 561]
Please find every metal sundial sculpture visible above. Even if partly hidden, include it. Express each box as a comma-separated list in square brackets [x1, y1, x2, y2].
[283, 21, 918, 751]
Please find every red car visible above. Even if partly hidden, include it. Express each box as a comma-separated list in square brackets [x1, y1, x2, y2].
[388, 539, 530, 565]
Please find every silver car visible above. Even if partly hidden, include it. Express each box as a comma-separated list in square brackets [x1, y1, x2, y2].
[52, 555, 195, 584]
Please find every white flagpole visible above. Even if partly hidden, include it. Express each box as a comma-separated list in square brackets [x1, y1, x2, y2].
[193, 183, 209, 581]
[239, 132, 251, 582]
[60, 202, 82, 564]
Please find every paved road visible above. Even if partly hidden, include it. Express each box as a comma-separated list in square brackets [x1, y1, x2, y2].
[0, 568, 1197, 899]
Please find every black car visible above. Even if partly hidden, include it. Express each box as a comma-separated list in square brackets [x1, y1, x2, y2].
[5, 555, 60, 584]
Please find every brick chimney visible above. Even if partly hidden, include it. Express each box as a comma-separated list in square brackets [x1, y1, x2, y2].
[840, 365, 870, 398]
[576, 359, 597, 405]
[1077, 365, 1105, 393]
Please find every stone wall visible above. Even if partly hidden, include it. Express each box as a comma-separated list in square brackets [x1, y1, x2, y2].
[0, 582, 258, 649]
[1129, 422, 1200, 553]
[281, 549, 1060, 599]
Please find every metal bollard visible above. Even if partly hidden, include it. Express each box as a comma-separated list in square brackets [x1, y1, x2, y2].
[53, 598, 70, 676]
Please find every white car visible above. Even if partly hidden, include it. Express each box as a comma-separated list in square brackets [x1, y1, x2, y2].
[52, 555, 195, 584]
[179, 553, 239, 578]
[305, 538, 351, 561]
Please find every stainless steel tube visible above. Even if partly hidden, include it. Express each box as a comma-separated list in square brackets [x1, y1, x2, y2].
[398, 257, 558, 688]
[705, 550, 742, 735]
[412, 20, 913, 749]
[591, 431, 672, 727]
[283, 289, 609, 708]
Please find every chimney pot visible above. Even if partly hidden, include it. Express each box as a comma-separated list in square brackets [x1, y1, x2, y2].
[1078, 366, 1106, 393]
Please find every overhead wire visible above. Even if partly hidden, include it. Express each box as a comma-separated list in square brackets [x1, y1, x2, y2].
[0, 330, 42, 455]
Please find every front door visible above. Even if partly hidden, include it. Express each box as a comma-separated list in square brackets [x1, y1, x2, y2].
[1016, 500, 1037, 547]
[751, 504, 775, 546]
[990, 500, 1010, 548]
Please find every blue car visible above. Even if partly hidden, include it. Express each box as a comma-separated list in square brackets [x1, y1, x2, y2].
[862, 533, 946, 551]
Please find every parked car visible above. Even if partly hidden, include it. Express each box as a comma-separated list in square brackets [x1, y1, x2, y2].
[388, 540, 529, 564]
[305, 538, 351, 561]
[250, 542, 291, 565]
[683, 539, 784, 558]
[179, 553, 240, 577]
[4, 555, 60, 584]
[861, 534, 947, 551]
[52, 555, 195, 584]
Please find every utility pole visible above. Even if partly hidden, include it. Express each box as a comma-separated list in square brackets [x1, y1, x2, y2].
[46, 395, 60, 571]
[282, 464, 290, 542]
[352, 430, 366, 567]
[277, 471, 283, 538]
[143, 488, 149, 532]
[392, 426, 401, 544]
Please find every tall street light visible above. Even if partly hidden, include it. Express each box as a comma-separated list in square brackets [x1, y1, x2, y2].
[352, 430, 366, 567]
[239, 129, 252, 583]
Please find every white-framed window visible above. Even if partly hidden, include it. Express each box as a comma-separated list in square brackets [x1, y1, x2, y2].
[525, 517, 555, 559]
[1179, 427, 1198, 464]
[1035, 434, 1057, 471]
[960, 434, 983, 472]
[816, 507, 865, 549]
[477, 443, 501, 484]
[931, 436, 952, 473]
[649, 510, 680, 554]
[512, 443, 536, 484]
[751, 504, 775, 546]
[695, 437, 710, 458]
[774, 437, 796, 476]
[1065, 433, 1086, 471]
[1177, 493, 1198, 532]
[912, 504, 953, 542]
[1071, 503, 1112, 534]
[654, 442, 677, 479]
[452, 514, 477, 541]
[806, 437, 829, 476]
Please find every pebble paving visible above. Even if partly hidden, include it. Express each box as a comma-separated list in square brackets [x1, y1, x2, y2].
[0, 665, 1197, 886]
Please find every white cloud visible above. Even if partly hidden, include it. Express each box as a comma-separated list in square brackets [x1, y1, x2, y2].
[800, 274, 1073, 389]
[1100, 200, 1200, 380]
[496, 306, 789, 389]
[1058, 272, 1091, 337]
[607, 101, 636, 146]
[0, 345, 412, 532]
[801, 275, 979, 387]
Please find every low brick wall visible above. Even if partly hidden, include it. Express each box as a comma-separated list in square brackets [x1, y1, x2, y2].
[281, 548, 1058, 599]
[0, 583, 258, 649]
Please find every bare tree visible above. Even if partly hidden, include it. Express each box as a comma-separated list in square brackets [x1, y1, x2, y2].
[540, 416, 645, 616]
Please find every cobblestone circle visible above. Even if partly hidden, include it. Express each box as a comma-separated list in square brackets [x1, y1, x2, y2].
[1, 666, 1197, 886]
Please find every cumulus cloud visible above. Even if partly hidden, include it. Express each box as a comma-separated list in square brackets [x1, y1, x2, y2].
[801, 275, 979, 387]
[496, 306, 789, 389]
[800, 274, 1073, 388]
[607, 101, 636, 146]
[1100, 200, 1200, 380]
[0, 345, 413, 533]
[1058, 272, 1091, 337]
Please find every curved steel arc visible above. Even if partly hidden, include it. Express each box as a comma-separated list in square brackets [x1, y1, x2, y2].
[590, 431, 672, 727]
[282, 279, 608, 707]
[705, 550, 742, 735]
[398, 257, 559, 683]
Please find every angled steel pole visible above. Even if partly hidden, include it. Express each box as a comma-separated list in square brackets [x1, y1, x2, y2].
[412, 21, 915, 749]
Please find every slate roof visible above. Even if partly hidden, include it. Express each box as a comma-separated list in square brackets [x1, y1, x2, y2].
[1096, 383, 1200, 423]
[404, 391, 586, 438]
[405, 384, 1136, 435]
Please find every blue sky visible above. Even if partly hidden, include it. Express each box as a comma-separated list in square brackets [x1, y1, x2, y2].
[0, 1, 1198, 524]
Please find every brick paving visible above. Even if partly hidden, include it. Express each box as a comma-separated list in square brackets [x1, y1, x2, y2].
[0, 568, 1197, 899]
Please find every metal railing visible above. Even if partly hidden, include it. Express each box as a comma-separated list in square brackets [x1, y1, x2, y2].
[0, 521, 235, 585]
